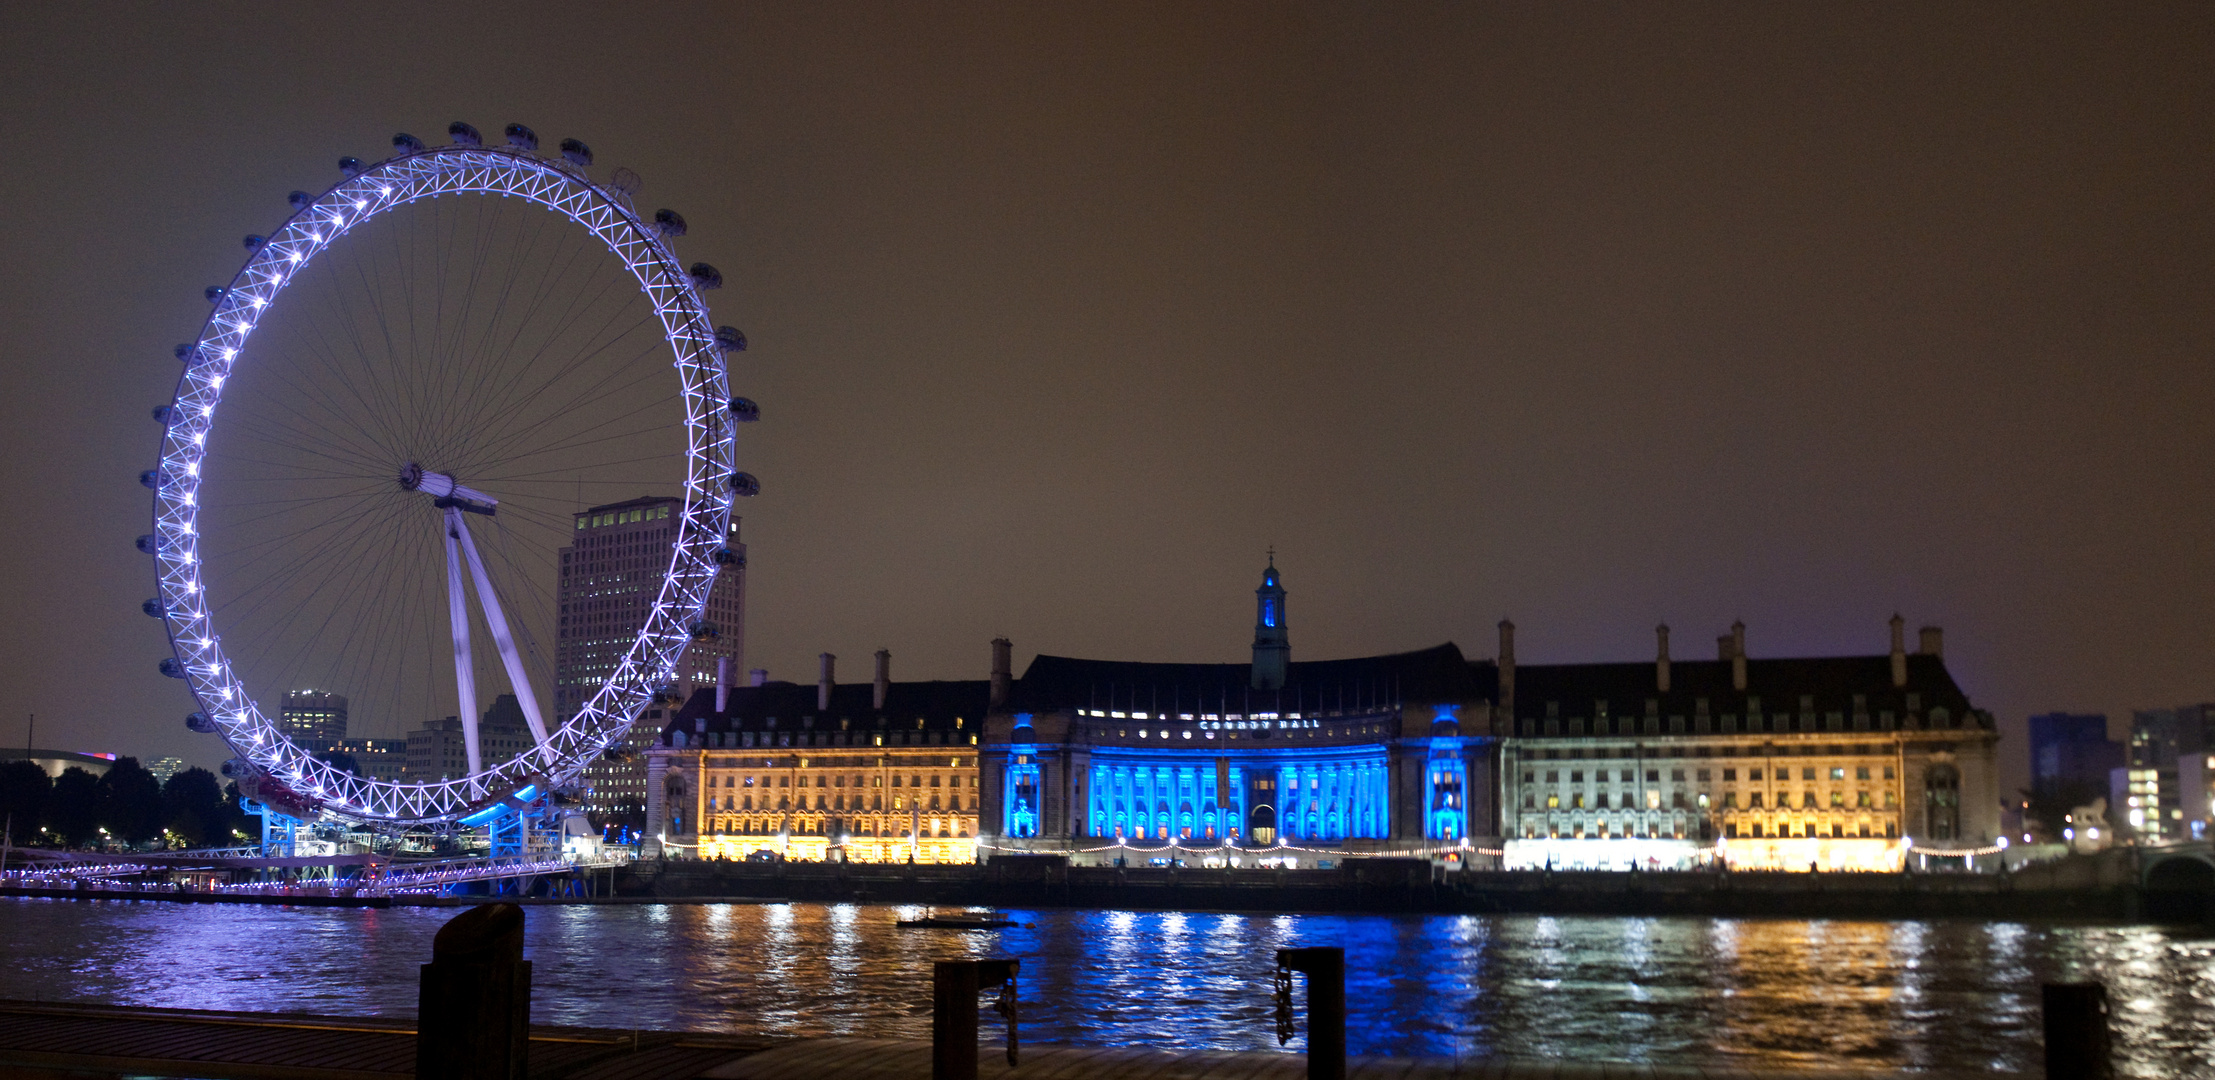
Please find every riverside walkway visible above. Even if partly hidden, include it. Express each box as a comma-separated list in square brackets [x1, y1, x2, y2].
[0, 1001, 2021, 1080]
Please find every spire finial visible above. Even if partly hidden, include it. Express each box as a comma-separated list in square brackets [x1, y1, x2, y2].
[1266, 545, 1275, 567]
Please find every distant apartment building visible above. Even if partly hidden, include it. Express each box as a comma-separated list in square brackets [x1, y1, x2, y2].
[336, 737, 408, 782]
[278, 690, 348, 751]
[558, 497, 747, 830]
[2121, 705, 2215, 840]
[406, 695, 532, 781]
[146, 756, 187, 785]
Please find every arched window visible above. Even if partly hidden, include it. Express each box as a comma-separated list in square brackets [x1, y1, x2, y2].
[1924, 764, 1960, 841]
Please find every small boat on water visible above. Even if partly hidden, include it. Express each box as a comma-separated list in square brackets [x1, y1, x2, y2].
[896, 911, 1020, 929]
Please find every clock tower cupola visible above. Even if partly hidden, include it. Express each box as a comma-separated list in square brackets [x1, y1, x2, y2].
[1252, 553, 1289, 690]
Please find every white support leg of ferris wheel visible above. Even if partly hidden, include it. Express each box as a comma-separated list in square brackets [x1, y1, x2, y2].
[449, 508, 556, 761]
[443, 508, 483, 777]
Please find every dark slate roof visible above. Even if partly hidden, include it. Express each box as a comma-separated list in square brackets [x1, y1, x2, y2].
[665, 679, 992, 736]
[1497, 653, 1976, 721]
[1008, 643, 1481, 713]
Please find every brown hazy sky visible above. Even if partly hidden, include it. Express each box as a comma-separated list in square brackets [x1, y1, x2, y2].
[3, 4, 2212, 799]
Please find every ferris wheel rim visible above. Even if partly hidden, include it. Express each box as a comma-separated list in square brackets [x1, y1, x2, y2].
[147, 142, 738, 826]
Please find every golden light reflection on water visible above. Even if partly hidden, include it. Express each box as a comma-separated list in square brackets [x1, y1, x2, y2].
[1, 899, 2211, 1076]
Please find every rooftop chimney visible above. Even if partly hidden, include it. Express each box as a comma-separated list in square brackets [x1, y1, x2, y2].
[990, 638, 1012, 711]
[874, 649, 890, 710]
[1655, 623, 1672, 693]
[749, 668, 768, 687]
[1889, 614, 1907, 688]
[716, 655, 731, 713]
[817, 652, 835, 712]
[1728, 621, 1747, 692]
[1497, 619, 1516, 720]
[1918, 625, 1943, 658]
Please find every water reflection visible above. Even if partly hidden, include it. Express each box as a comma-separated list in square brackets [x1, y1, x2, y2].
[1, 898, 2211, 1076]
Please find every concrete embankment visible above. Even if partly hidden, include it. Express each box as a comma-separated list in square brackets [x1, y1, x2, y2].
[0, 1000, 2023, 1079]
[624, 851, 2189, 921]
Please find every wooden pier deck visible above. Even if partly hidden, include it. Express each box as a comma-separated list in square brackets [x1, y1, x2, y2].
[0, 1001, 2025, 1080]
[0, 999, 769, 1080]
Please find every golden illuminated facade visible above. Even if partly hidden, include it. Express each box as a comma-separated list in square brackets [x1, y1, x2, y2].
[645, 652, 987, 863]
[1496, 618, 2000, 872]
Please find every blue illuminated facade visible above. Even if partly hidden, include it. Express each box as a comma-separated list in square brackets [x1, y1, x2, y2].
[1083, 746, 1392, 843]
[978, 559, 1497, 864]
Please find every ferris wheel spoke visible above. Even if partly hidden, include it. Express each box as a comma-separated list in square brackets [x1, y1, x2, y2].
[246, 313, 412, 464]
[457, 297, 663, 468]
[458, 251, 661, 423]
[209, 501, 413, 654]
[216, 511, 418, 699]
[293, 245, 432, 456]
[469, 359, 676, 472]
[202, 493, 398, 600]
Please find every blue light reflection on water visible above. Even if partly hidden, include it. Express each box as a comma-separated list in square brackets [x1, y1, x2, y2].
[3, 898, 2213, 1077]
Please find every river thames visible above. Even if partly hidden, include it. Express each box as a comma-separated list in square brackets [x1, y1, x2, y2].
[1, 899, 2208, 1076]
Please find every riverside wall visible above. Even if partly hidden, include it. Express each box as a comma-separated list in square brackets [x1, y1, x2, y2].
[621, 850, 2204, 921]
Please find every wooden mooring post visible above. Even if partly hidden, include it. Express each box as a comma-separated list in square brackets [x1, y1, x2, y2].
[931, 958, 1019, 1080]
[2042, 981, 2113, 1080]
[1275, 946, 1346, 1080]
[417, 903, 531, 1079]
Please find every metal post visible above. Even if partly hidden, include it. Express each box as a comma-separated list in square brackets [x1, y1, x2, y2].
[2043, 982, 2113, 1080]
[417, 903, 531, 1080]
[1276, 947, 1345, 1080]
[932, 958, 1019, 1080]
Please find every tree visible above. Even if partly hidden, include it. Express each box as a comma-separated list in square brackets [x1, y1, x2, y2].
[0, 760, 50, 843]
[161, 767, 228, 848]
[44, 767, 101, 846]
[221, 781, 258, 846]
[97, 757, 166, 846]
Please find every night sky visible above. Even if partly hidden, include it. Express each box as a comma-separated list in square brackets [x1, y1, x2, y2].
[3, 4, 2211, 800]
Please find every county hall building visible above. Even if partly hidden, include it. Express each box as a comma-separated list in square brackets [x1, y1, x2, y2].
[977, 562, 2001, 872]
[642, 560, 2002, 871]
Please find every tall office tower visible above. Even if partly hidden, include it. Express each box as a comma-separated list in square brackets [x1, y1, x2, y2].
[278, 690, 348, 751]
[2027, 713, 2122, 805]
[557, 496, 746, 830]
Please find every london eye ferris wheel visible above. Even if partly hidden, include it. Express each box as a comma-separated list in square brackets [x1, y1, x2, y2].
[140, 122, 759, 826]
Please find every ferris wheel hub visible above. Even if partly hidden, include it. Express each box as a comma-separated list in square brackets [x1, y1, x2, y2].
[398, 462, 498, 510]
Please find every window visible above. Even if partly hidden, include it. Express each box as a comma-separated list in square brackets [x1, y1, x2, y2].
[1696, 769, 1711, 782]
[1884, 766, 1896, 780]
[1749, 793, 1763, 808]
[1856, 766, 1871, 781]
[1830, 767, 1846, 781]
[1748, 768, 1762, 781]
[1722, 768, 1737, 782]
[1801, 768, 1816, 781]
[1830, 791, 1844, 808]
